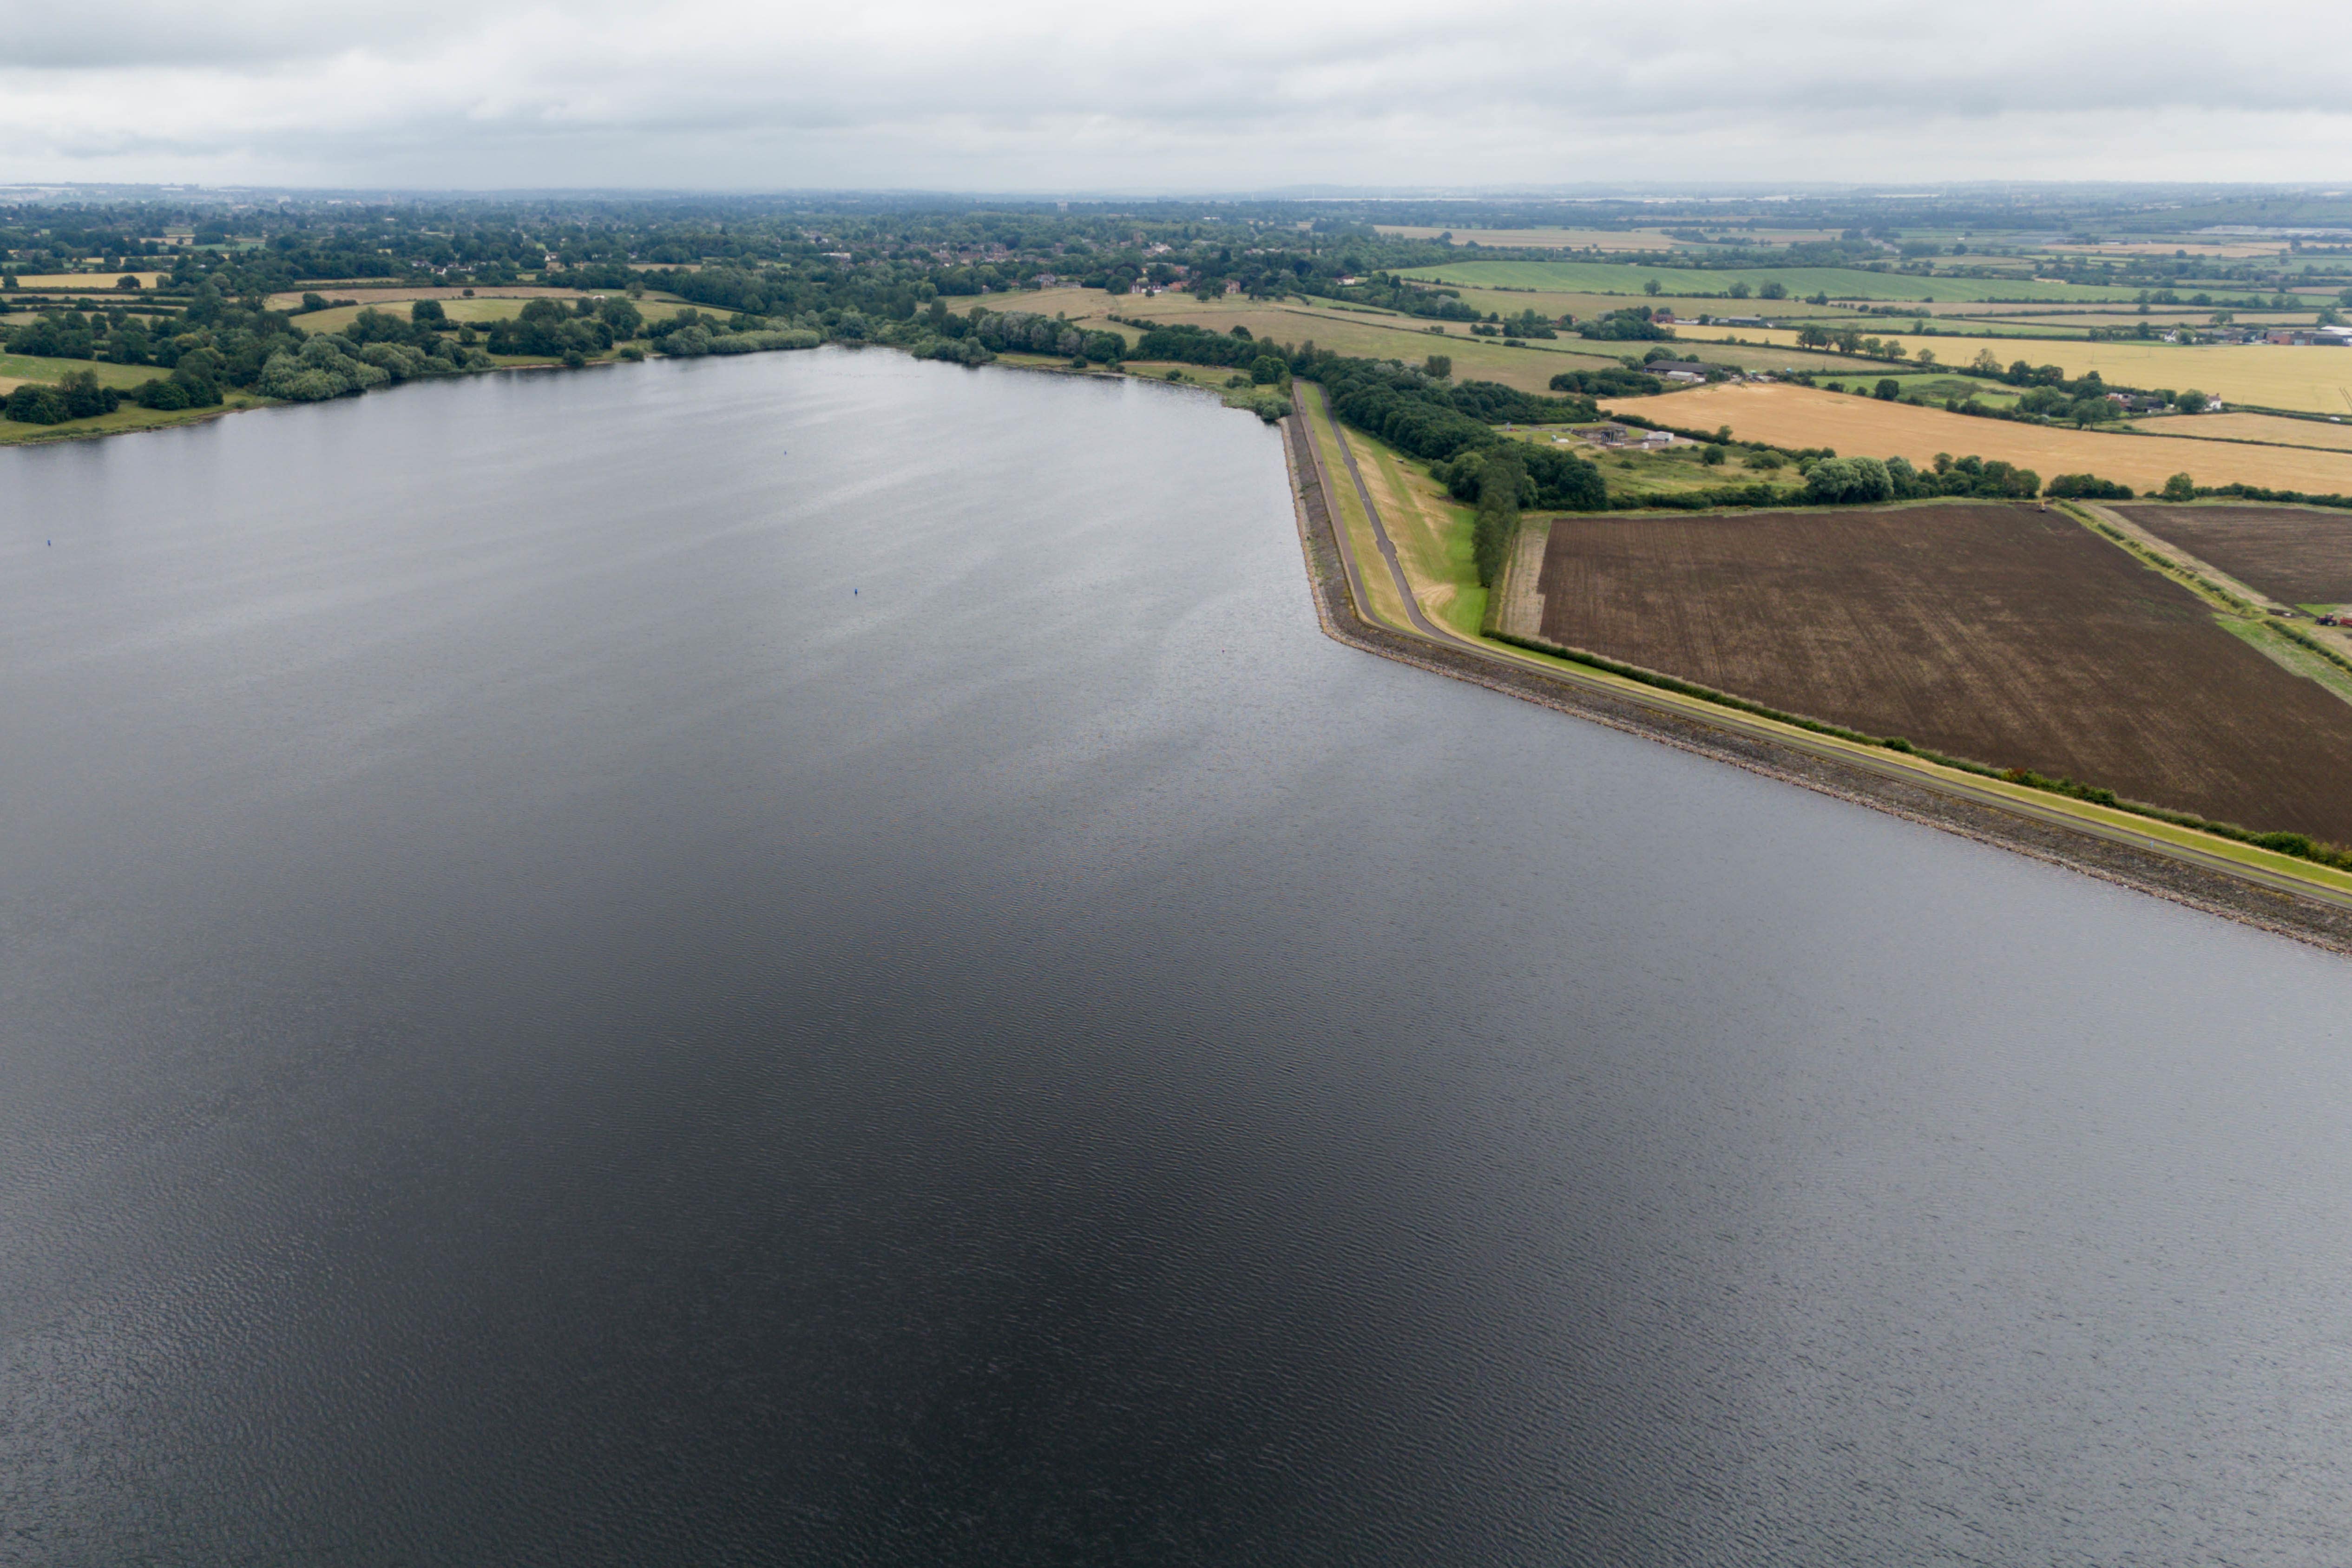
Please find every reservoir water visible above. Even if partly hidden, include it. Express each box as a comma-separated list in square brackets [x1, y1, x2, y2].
[3, 349, 2348, 1565]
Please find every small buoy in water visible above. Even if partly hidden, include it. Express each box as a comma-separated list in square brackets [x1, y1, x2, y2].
[853, 588, 858, 595]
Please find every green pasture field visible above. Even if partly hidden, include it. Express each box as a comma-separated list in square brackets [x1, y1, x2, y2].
[0, 390, 269, 446]
[0, 354, 160, 390]
[1351, 435, 1488, 638]
[1804, 373, 2029, 409]
[1399, 261, 2148, 304]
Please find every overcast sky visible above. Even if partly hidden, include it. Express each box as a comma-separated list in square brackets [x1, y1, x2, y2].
[4, 0, 2348, 192]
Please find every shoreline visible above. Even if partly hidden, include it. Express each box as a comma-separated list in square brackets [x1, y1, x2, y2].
[1276, 390, 2352, 957]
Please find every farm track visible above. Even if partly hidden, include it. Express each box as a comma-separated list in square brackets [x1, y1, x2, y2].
[1281, 382, 2352, 956]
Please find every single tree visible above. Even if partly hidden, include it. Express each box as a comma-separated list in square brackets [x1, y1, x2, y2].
[2162, 472, 2196, 501]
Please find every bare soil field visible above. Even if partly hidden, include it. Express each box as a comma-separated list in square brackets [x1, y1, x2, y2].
[1534, 501, 2352, 840]
[2111, 504, 2352, 605]
[1604, 382, 2352, 493]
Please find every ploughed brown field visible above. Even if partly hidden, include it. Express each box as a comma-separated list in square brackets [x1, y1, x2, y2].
[2110, 504, 2352, 606]
[1534, 501, 2352, 840]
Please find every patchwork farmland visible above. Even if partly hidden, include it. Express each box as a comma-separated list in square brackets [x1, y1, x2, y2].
[1528, 501, 2352, 841]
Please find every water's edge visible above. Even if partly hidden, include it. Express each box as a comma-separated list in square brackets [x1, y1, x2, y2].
[1275, 409, 2352, 956]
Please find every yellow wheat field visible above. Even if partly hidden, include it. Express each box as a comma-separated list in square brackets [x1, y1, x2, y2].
[2129, 412, 2352, 452]
[1603, 382, 2352, 494]
[11, 272, 167, 290]
[1668, 328, 2352, 416]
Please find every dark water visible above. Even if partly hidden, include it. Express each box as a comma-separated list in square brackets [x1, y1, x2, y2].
[4, 350, 2349, 1566]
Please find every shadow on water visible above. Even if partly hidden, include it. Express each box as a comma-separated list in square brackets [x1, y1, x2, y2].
[2, 349, 2349, 1565]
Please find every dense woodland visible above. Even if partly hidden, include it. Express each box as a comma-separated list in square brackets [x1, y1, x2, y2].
[13, 188, 2352, 304]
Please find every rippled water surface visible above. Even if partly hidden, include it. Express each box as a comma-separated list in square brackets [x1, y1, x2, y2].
[4, 350, 2349, 1565]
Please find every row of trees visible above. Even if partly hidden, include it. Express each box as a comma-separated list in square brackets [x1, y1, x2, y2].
[1468, 450, 1524, 587]
[1791, 324, 1907, 359]
[1548, 367, 1669, 398]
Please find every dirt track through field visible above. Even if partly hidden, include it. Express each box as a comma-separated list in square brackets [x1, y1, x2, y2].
[1537, 502, 2352, 840]
[2112, 504, 2352, 604]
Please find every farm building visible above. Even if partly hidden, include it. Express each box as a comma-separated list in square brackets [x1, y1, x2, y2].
[1641, 361, 1724, 381]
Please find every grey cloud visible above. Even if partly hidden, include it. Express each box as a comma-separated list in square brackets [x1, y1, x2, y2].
[1, 0, 2347, 187]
